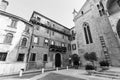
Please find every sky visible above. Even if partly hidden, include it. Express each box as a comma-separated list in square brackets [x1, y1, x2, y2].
[6, 0, 86, 28]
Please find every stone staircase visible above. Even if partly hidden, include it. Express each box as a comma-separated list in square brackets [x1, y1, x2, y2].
[91, 70, 120, 79]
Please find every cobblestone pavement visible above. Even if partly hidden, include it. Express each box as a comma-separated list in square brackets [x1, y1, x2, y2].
[1, 67, 120, 80]
[37, 73, 85, 80]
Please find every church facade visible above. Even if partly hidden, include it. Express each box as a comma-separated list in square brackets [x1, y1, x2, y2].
[73, 0, 120, 66]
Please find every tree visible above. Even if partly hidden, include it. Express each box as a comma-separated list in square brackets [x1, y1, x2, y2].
[84, 52, 97, 67]
[90, 52, 97, 62]
[71, 54, 80, 69]
[84, 52, 90, 61]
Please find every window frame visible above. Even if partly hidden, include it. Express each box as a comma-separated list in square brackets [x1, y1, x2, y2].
[61, 43, 65, 47]
[72, 44, 76, 50]
[29, 53, 36, 61]
[117, 0, 120, 7]
[51, 40, 55, 45]
[52, 31, 54, 35]
[83, 22, 93, 44]
[68, 44, 71, 51]
[0, 53, 7, 61]
[17, 53, 25, 62]
[21, 37, 27, 47]
[43, 54, 48, 62]
[7, 18, 17, 28]
[44, 38, 49, 46]
[33, 36, 39, 44]
[24, 25, 30, 33]
[4, 33, 13, 44]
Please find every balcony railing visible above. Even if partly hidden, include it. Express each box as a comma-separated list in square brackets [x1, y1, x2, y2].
[49, 45, 67, 53]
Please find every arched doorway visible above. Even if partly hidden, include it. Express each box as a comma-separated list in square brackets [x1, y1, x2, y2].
[55, 53, 61, 67]
[117, 19, 120, 38]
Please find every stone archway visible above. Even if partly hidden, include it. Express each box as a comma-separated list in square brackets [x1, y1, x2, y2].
[55, 53, 61, 67]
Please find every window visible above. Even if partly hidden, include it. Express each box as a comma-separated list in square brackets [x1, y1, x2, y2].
[72, 30, 74, 35]
[44, 38, 49, 46]
[9, 19, 17, 28]
[84, 27, 89, 44]
[30, 53, 36, 61]
[0, 53, 7, 61]
[4, 33, 13, 44]
[68, 44, 71, 50]
[68, 36, 72, 41]
[99, 10, 103, 16]
[17, 53, 25, 61]
[47, 21, 51, 27]
[24, 26, 29, 33]
[33, 36, 39, 44]
[72, 44, 76, 50]
[52, 31, 54, 35]
[37, 17, 41, 22]
[81, 11, 84, 15]
[97, 2, 105, 16]
[87, 26, 93, 43]
[61, 43, 65, 47]
[83, 22, 93, 44]
[36, 26, 39, 30]
[51, 40, 55, 45]
[62, 35, 64, 39]
[97, 5, 100, 9]
[72, 36, 75, 40]
[117, 0, 120, 7]
[53, 24, 55, 28]
[21, 38, 27, 47]
[46, 29, 49, 34]
[71, 30, 75, 41]
[43, 54, 47, 62]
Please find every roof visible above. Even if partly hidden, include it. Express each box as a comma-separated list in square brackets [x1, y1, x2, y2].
[0, 10, 33, 26]
[70, 26, 75, 30]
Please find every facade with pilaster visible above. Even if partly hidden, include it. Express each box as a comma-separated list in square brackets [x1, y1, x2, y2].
[27, 11, 71, 70]
[0, 10, 33, 75]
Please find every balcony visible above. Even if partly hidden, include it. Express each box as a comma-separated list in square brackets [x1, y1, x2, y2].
[49, 45, 67, 53]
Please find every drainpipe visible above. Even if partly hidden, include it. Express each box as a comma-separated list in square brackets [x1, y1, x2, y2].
[26, 24, 34, 70]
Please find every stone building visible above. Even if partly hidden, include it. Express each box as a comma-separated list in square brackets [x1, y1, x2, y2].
[0, 10, 33, 75]
[28, 11, 71, 70]
[73, 0, 120, 66]
[106, 0, 120, 44]
[0, 10, 72, 75]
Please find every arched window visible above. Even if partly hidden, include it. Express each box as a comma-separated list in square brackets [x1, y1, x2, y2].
[83, 22, 93, 44]
[4, 33, 13, 44]
[43, 54, 47, 62]
[97, 2, 105, 16]
[21, 38, 27, 46]
[117, 19, 120, 38]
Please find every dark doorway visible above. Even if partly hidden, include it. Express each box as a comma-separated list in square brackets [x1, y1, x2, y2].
[55, 53, 61, 67]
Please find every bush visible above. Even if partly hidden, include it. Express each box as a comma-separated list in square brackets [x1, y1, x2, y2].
[85, 64, 95, 70]
[84, 52, 97, 62]
[99, 60, 109, 67]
